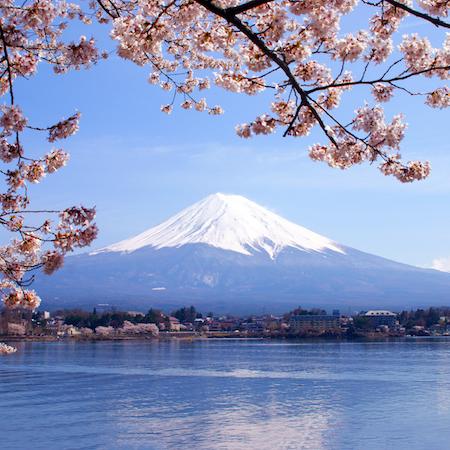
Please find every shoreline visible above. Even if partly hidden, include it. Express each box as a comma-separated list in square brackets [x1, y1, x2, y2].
[1, 333, 446, 343]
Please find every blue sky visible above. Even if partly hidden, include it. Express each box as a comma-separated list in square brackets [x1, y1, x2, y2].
[13, 14, 450, 270]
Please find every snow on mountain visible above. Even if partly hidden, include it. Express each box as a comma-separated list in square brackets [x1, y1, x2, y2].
[92, 193, 344, 259]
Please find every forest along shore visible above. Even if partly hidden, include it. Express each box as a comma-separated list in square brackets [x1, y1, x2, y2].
[2, 305, 448, 342]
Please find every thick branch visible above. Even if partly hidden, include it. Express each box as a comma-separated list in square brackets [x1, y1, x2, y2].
[227, 0, 450, 29]
[194, 0, 341, 147]
[384, 0, 450, 29]
[225, 0, 274, 15]
[306, 65, 450, 94]
[0, 24, 15, 105]
[97, 0, 119, 18]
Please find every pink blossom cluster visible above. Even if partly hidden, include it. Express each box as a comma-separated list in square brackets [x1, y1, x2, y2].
[18, 234, 41, 254]
[95, 326, 115, 335]
[50, 207, 98, 252]
[306, 102, 430, 182]
[0, 343, 17, 355]
[0, 106, 27, 134]
[2, 289, 41, 310]
[215, 73, 265, 95]
[333, 32, 368, 62]
[418, 0, 449, 17]
[61, 36, 99, 71]
[426, 87, 450, 108]
[372, 84, 395, 103]
[22, 0, 57, 30]
[45, 149, 70, 172]
[369, 0, 408, 43]
[380, 159, 431, 182]
[24, 161, 46, 183]
[42, 251, 64, 274]
[0, 139, 22, 162]
[60, 206, 96, 226]
[48, 113, 80, 142]
[0, 192, 27, 212]
[399, 34, 435, 73]
[120, 321, 159, 336]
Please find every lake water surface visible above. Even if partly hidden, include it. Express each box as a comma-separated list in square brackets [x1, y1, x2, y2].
[1, 338, 450, 449]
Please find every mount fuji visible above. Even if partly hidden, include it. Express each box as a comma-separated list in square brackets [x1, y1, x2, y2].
[35, 193, 450, 313]
[92, 193, 345, 259]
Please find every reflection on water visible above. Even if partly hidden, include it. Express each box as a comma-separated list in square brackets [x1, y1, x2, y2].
[1, 339, 450, 449]
[110, 379, 337, 450]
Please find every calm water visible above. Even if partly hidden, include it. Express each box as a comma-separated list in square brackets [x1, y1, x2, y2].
[1, 339, 450, 450]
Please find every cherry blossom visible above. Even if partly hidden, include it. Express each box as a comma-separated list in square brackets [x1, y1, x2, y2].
[399, 34, 435, 73]
[161, 104, 173, 114]
[0, 106, 27, 133]
[0, 140, 21, 163]
[22, 290, 41, 309]
[42, 251, 64, 275]
[119, 321, 159, 335]
[24, 161, 46, 183]
[426, 87, 450, 108]
[0, 343, 17, 355]
[372, 84, 395, 103]
[48, 113, 80, 142]
[2, 290, 23, 309]
[418, 0, 449, 17]
[63, 36, 99, 69]
[45, 149, 70, 173]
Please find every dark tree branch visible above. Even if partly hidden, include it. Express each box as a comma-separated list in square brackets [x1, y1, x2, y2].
[0, 23, 15, 105]
[384, 0, 450, 29]
[306, 64, 450, 94]
[97, 0, 119, 18]
[225, 0, 274, 15]
[194, 0, 339, 146]
[226, 0, 450, 29]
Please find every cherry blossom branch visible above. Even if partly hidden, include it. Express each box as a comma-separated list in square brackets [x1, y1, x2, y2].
[97, 0, 119, 18]
[0, 24, 15, 105]
[225, 0, 274, 15]
[0, 3, 99, 314]
[193, 0, 313, 118]
[229, 0, 450, 29]
[383, 0, 450, 29]
[306, 64, 450, 94]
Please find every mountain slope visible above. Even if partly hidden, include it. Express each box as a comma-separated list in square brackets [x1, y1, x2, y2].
[92, 193, 343, 259]
[34, 193, 450, 313]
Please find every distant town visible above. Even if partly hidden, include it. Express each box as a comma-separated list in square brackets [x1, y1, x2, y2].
[2, 304, 450, 341]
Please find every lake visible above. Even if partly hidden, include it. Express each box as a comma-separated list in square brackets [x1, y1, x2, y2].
[1, 338, 450, 449]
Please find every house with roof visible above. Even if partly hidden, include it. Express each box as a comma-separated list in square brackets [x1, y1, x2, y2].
[364, 310, 398, 328]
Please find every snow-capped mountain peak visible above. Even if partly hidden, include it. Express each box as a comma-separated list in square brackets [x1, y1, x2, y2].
[92, 193, 344, 259]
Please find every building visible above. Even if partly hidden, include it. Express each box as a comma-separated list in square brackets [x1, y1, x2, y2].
[40, 311, 51, 320]
[60, 325, 81, 337]
[241, 321, 264, 333]
[0, 308, 32, 335]
[126, 311, 145, 318]
[364, 310, 397, 328]
[168, 317, 181, 331]
[7, 322, 26, 336]
[95, 304, 115, 314]
[290, 314, 340, 332]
